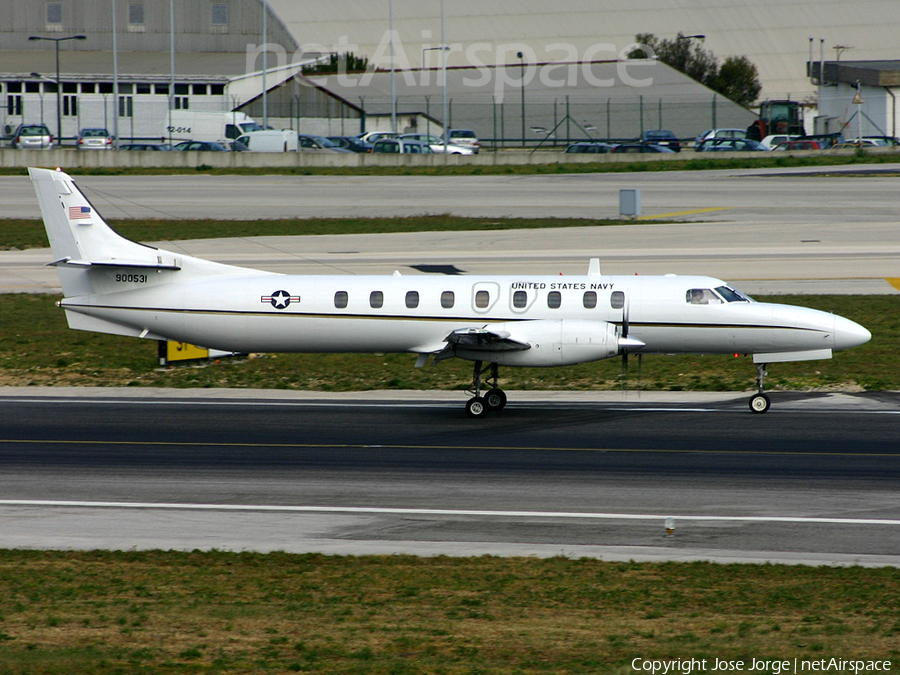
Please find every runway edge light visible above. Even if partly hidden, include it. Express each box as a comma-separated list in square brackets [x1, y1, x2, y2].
[665, 517, 675, 536]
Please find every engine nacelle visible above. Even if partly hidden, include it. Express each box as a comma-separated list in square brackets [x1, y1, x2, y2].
[454, 319, 620, 367]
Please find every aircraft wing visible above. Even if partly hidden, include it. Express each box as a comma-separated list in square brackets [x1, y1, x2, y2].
[426, 326, 531, 364]
[445, 327, 531, 351]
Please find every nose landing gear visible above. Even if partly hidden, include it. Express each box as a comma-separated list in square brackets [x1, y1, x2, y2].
[465, 360, 507, 418]
[749, 363, 771, 414]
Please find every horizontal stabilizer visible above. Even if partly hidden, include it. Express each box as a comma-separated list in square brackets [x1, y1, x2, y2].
[48, 256, 181, 270]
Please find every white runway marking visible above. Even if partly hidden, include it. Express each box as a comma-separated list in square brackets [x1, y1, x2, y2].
[3, 396, 899, 415]
[2, 500, 899, 526]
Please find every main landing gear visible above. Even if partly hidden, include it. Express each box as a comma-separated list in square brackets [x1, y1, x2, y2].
[749, 362, 771, 414]
[465, 360, 507, 419]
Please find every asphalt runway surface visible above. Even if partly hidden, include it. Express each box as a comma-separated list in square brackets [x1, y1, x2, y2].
[1, 389, 898, 565]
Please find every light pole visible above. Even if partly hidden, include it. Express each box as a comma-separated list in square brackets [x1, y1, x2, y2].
[517, 51, 525, 147]
[28, 34, 86, 144]
[389, 0, 396, 133]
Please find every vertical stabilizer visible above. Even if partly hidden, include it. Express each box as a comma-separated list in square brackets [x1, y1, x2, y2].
[29, 167, 179, 297]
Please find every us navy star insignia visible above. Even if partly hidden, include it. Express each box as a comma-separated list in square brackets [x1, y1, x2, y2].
[261, 290, 299, 309]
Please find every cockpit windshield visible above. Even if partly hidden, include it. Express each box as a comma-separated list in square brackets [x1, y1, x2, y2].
[715, 285, 754, 302]
[686, 286, 754, 305]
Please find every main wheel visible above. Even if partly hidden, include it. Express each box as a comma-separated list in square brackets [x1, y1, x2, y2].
[466, 396, 489, 419]
[485, 388, 507, 411]
[749, 393, 771, 414]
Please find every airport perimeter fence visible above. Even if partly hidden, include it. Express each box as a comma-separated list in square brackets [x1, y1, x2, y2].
[1, 92, 756, 150]
[353, 93, 757, 149]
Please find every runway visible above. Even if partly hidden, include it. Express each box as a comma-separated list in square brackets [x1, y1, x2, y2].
[1, 389, 898, 565]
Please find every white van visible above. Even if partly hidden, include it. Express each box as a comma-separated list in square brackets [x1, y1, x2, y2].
[165, 111, 262, 144]
[235, 130, 299, 152]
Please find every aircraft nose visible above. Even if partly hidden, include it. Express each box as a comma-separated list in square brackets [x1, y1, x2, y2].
[833, 315, 871, 351]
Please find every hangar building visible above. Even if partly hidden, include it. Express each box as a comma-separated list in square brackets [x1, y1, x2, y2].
[0, 0, 897, 144]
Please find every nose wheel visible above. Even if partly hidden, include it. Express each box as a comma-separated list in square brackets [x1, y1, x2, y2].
[465, 361, 507, 418]
[749, 363, 771, 414]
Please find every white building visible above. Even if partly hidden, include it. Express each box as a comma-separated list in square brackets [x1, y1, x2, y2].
[269, 0, 900, 100]
[3, 0, 898, 144]
[814, 61, 900, 139]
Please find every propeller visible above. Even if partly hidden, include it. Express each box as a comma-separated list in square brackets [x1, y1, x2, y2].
[617, 297, 646, 391]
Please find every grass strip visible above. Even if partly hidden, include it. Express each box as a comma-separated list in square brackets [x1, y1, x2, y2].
[1, 293, 895, 391]
[1, 215, 648, 252]
[0, 550, 896, 673]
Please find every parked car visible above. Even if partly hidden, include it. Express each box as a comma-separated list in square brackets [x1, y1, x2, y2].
[564, 142, 616, 154]
[854, 136, 900, 146]
[772, 140, 821, 151]
[371, 138, 434, 154]
[844, 138, 882, 147]
[76, 128, 114, 150]
[298, 134, 352, 152]
[327, 136, 373, 153]
[759, 134, 800, 150]
[695, 138, 769, 152]
[119, 143, 174, 151]
[357, 131, 399, 144]
[234, 130, 297, 152]
[694, 128, 746, 145]
[797, 133, 843, 149]
[445, 128, 480, 153]
[399, 133, 474, 155]
[641, 129, 680, 152]
[10, 123, 53, 149]
[173, 141, 231, 151]
[611, 144, 675, 154]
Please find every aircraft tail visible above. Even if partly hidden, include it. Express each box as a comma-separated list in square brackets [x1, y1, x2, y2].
[29, 167, 182, 298]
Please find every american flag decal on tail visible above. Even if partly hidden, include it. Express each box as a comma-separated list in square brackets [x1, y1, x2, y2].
[68, 206, 91, 220]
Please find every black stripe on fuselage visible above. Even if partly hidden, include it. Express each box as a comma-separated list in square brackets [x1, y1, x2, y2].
[60, 303, 829, 334]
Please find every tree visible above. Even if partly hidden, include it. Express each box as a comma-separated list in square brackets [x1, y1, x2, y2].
[302, 52, 369, 75]
[630, 33, 761, 107]
[711, 56, 762, 107]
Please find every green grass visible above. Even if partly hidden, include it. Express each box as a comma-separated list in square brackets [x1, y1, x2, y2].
[0, 550, 896, 673]
[1, 215, 654, 252]
[1, 293, 894, 391]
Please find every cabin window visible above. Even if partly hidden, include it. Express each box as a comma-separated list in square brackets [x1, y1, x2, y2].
[441, 291, 455, 309]
[610, 291, 625, 309]
[369, 290, 383, 309]
[405, 290, 419, 309]
[475, 290, 490, 309]
[547, 291, 562, 309]
[583, 291, 597, 309]
[512, 290, 527, 309]
[686, 289, 722, 305]
[334, 290, 348, 308]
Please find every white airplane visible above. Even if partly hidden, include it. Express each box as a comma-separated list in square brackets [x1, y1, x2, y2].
[30, 167, 871, 417]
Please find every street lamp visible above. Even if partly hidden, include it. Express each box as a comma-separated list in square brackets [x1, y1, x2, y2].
[517, 51, 525, 147]
[28, 34, 87, 144]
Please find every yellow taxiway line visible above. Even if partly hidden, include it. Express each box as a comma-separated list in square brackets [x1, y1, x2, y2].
[637, 206, 733, 220]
